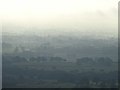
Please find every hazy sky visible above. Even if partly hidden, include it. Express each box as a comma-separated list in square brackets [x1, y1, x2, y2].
[1, 0, 119, 37]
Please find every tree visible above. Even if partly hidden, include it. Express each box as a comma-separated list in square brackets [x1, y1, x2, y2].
[96, 57, 113, 66]
[76, 57, 94, 65]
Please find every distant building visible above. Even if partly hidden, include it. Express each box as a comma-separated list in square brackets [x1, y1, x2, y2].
[14, 46, 30, 53]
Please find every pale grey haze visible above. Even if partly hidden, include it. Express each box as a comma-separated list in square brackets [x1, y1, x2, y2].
[1, 0, 118, 38]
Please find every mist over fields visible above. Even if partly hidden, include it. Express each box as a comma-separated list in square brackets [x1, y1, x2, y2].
[2, 27, 118, 88]
[2, 0, 119, 88]
[2, 27, 118, 62]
